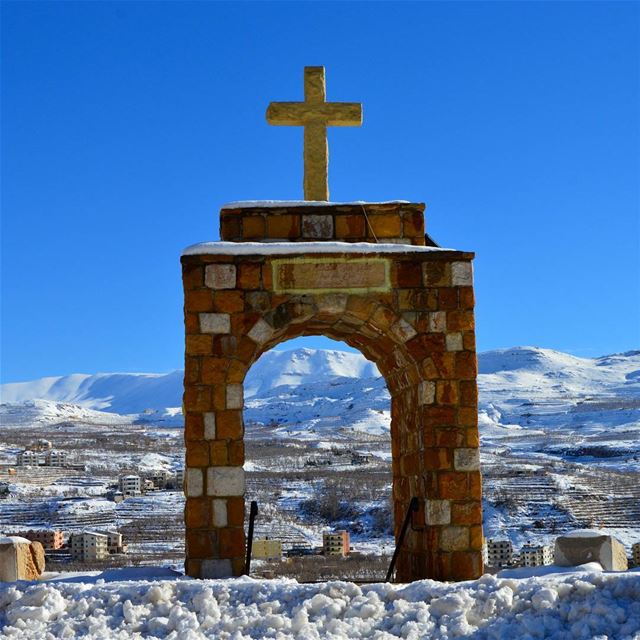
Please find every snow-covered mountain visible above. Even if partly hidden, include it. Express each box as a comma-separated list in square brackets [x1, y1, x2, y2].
[479, 347, 640, 399]
[244, 348, 379, 398]
[0, 371, 185, 415]
[2, 345, 639, 446]
[2, 346, 638, 416]
[0, 348, 380, 415]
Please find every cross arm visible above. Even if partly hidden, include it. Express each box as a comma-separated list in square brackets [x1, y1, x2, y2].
[266, 102, 362, 127]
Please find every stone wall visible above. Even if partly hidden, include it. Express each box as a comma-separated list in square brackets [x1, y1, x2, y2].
[220, 202, 426, 245]
[182, 228, 483, 582]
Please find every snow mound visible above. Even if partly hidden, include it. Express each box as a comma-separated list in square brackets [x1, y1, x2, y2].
[0, 570, 638, 639]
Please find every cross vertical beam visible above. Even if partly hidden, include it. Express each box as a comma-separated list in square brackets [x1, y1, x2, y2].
[266, 66, 362, 201]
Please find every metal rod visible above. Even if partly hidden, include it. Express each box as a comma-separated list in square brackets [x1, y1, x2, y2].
[385, 497, 419, 583]
[244, 500, 259, 576]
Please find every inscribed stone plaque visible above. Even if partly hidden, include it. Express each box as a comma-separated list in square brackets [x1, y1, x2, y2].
[272, 257, 390, 294]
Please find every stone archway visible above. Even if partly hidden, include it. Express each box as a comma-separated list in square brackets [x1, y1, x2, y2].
[181, 202, 483, 582]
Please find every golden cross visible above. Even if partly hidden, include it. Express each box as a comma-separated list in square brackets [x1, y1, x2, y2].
[266, 66, 363, 201]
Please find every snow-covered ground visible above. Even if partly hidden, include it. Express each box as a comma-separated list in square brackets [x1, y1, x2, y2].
[1, 566, 639, 639]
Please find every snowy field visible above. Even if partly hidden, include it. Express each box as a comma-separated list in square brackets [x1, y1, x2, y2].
[1, 566, 639, 639]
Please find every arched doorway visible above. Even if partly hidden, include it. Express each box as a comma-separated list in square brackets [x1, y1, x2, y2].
[181, 219, 483, 582]
[242, 336, 393, 581]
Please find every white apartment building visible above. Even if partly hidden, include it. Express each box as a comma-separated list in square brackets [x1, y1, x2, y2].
[96, 530, 126, 554]
[118, 475, 142, 496]
[519, 543, 554, 567]
[17, 450, 40, 466]
[70, 531, 109, 561]
[44, 450, 67, 467]
[486, 539, 514, 567]
[174, 469, 184, 489]
[146, 469, 170, 490]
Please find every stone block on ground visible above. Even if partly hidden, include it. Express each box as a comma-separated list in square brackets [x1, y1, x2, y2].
[0, 537, 45, 581]
[554, 531, 628, 571]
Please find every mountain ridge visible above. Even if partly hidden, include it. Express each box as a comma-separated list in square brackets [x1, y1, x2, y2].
[1, 346, 639, 417]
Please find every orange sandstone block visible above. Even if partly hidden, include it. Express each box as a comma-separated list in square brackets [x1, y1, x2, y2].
[469, 471, 482, 499]
[214, 291, 245, 313]
[235, 337, 258, 364]
[436, 381, 459, 406]
[209, 440, 229, 465]
[185, 290, 214, 312]
[212, 384, 226, 411]
[227, 497, 245, 526]
[458, 287, 475, 310]
[451, 501, 482, 525]
[455, 352, 478, 379]
[219, 527, 246, 558]
[185, 497, 210, 528]
[183, 265, 203, 290]
[395, 263, 422, 288]
[261, 264, 273, 290]
[335, 214, 365, 239]
[438, 288, 459, 310]
[216, 410, 243, 439]
[370, 213, 401, 238]
[185, 313, 200, 335]
[184, 413, 204, 442]
[435, 427, 466, 447]
[186, 335, 212, 356]
[447, 311, 475, 332]
[430, 352, 456, 378]
[346, 296, 377, 321]
[267, 215, 300, 239]
[423, 262, 450, 287]
[458, 407, 478, 427]
[226, 360, 247, 384]
[423, 447, 453, 470]
[401, 452, 420, 476]
[238, 263, 261, 289]
[463, 331, 476, 351]
[184, 357, 200, 384]
[186, 443, 209, 467]
[459, 380, 478, 407]
[186, 531, 215, 558]
[466, 428, 480, 447]
[184, 386, 213, 412]
[438, 471, 470, 499]
[469, 525, 484, 550]
[423, 406, 456, 428]
[402, 211, 424, 237]
[371, 306, 397, 331]
[228, 440, 245, 465]
[220, 216, 241, 240]
[201, 358, 228, 384]
[242, 216, 265, 239]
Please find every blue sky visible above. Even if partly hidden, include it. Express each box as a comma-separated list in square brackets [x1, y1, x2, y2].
[2, 1, 639, 382]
